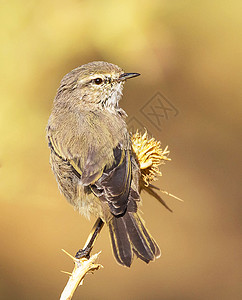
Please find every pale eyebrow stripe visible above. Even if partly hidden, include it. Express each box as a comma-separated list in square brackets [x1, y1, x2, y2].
[80, 73, 117, 85]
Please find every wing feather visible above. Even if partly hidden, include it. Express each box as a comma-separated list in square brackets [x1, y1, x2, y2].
[90, 146, 133, 216]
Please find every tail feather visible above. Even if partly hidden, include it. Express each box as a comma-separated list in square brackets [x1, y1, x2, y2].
[108, 212, 160, 267]
[125, 212, 155, 262]
[108, 216, 133, 267]
[134, 213, 161, 259]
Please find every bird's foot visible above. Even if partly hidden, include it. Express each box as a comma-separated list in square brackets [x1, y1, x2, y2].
[75, 246, 92, 259]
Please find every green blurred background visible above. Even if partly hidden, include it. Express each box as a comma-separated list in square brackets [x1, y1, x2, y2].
[0, 1, 241, 299]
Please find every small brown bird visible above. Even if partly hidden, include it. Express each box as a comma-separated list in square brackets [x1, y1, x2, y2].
[47, 61, 160, 267]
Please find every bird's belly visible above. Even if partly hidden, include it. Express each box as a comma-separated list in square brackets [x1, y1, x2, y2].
[74, 184, 104, 219]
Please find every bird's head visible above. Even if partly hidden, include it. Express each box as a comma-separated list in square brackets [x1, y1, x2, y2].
[56, 61, 140, 110]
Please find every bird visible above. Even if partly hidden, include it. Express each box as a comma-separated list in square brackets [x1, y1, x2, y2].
[46, 61, 160, 267]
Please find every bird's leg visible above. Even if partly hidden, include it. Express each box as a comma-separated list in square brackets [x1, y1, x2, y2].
[75, 217, 104, 259]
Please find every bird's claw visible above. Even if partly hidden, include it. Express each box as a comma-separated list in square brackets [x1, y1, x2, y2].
[75, 247, 92, 259]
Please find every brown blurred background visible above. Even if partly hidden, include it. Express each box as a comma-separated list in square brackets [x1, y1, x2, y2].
[0, 1, 241, 299]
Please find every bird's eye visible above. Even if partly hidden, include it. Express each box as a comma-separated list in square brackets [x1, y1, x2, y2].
[93, 78, 103, 85]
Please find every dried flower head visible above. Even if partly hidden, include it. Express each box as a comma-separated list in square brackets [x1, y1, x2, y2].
[131, 131, 171, 187]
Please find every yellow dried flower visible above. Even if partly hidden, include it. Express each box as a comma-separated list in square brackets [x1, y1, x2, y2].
[131, 131, 171, 187]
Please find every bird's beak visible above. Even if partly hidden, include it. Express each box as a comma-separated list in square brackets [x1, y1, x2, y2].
[118, 72, 141, 81]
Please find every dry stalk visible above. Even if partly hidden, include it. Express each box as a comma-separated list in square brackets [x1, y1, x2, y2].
[60, 250, 103, 300]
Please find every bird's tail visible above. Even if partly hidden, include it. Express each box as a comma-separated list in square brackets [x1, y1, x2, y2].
[108, 211, 161, 267]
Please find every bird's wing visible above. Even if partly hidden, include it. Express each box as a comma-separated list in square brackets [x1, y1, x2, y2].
[90, 145, 139, 216]
[70, 143, 137, 216]
[48, 132, 137, 216]
[48, 132, 106, 183]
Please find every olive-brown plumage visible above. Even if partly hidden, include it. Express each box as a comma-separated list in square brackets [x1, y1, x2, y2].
[47, 61, 160, 267]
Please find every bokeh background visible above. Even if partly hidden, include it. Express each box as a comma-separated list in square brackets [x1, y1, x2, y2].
[0, 1, 241, 299]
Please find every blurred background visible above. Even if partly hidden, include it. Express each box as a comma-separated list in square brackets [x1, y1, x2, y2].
[0, 1, 241, 299]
